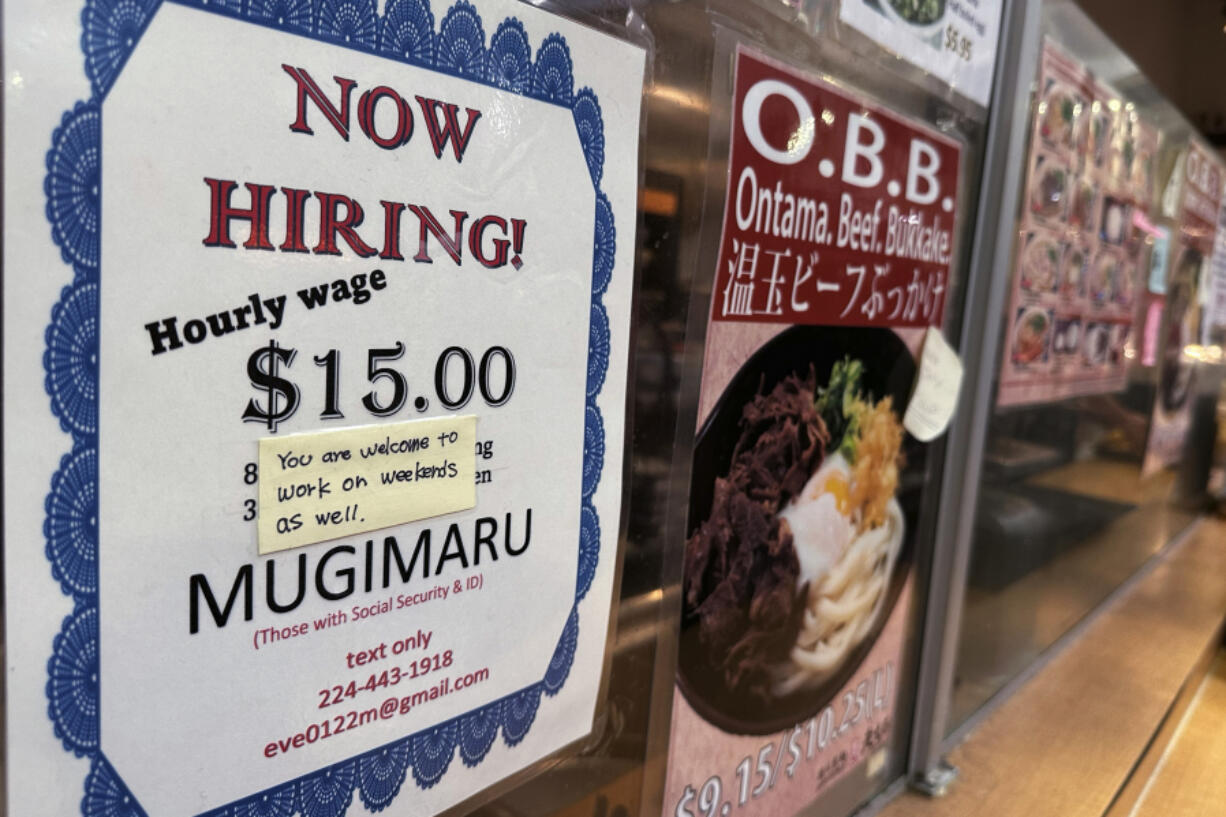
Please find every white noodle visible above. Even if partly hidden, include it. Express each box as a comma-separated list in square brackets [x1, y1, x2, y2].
[771, 498, 904, 696]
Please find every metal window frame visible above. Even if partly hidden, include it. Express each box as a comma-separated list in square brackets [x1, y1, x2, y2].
[904, 0, 1046, 787]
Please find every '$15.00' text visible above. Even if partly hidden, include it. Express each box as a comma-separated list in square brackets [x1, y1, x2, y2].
[243, 340, 516, 432]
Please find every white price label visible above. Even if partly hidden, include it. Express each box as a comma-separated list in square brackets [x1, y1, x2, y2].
[903, 327, 963, 442]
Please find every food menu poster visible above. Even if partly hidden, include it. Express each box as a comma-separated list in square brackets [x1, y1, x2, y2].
[2, 0, 644, 814]
[663, 46, 962, 817]
[1206, 187, 1226, 345]
[1141, 141, 1224, 476]
[997, 41, 1158, 408]
[839, 0, 1004, 108]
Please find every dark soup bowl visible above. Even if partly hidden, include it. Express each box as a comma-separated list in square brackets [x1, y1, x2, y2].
[678, 325, 925, 735]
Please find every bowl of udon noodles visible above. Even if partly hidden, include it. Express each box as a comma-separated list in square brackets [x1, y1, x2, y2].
[677, 326, 922, 734]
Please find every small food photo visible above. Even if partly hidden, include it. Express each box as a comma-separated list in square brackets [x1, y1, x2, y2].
[1039, 81, 1083, 153]
[1088, 107, 1113, 168]
[1062, 242, 1089, 299]
[1052, 316, 1083, 359]
[1082, 321, 1111, 367]
[1069, 179, 1098, 233]
[1020, 233, 1062, 295]
[1114, 137, 1136, 186]
[679, 327, 921, 732]
[1114, 259, 1136, 308]
[1109, 323, 1132, 367]
[1088, 251, 1120, 305]
[1099, 195, 1131, 246]
[1132, 147, 1154, 203]
[1105, 107, 1130, 175]
[1029, 154, 1070, 222]
[881, 0, 947, 32]
[1012, 306, 1053, 367]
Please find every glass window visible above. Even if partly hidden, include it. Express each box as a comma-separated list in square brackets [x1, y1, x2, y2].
[948, 0, 1209, 733]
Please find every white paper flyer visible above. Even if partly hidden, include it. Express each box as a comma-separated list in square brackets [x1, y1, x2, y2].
[2, 1, 644, 814]
[839, 0, 1003, 107]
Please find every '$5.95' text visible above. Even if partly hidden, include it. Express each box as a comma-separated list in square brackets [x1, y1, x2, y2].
[243, 340, 516, 432]
[673, 661, 894, 817]
[944, 24, 973, 62]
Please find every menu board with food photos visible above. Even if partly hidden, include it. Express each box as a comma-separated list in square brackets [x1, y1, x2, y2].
[997, 41, 1157, 407]
[663, 46, 963, 817]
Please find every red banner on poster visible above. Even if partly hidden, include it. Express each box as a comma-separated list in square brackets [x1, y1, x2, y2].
[1180, 141, 1222, 247]
[709, 50, 962, 329]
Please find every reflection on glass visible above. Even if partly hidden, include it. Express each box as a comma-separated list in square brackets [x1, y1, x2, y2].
[948, 0, 1204, 733]
[950, 387, 1198, 728]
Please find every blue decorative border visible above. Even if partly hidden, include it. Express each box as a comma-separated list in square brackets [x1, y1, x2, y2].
[41, 0, 615, 813]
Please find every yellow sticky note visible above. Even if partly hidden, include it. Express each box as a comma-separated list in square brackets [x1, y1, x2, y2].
[257, 416, 476, 554]
[903, 327, 963, 443]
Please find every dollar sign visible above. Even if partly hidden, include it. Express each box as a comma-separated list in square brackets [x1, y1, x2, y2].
[674, 786, 696, 817]
[242, 339, 300, 433]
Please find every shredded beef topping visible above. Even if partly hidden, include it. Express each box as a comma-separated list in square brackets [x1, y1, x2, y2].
[684, 370, 829, 700]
